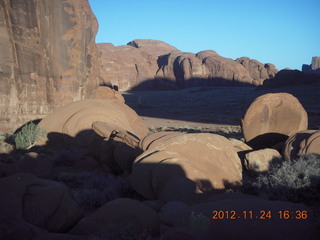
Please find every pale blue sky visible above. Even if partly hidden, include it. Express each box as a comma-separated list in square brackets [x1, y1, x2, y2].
[88, 0, 320, 70]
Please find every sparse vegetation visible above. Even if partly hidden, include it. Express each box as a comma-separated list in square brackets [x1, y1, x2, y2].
[56, 172, 131, 210]
[14, 122, 47, 149]
[245, 154, 320, 203]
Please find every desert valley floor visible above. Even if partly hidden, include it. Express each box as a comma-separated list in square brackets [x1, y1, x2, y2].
[123, 83, 320, 134]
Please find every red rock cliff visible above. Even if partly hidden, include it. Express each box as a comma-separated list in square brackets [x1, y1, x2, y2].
[0, 0, 100, 132]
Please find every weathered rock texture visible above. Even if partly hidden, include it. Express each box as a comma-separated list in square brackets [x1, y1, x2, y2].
[244, 148, 283, 174]
[241, 93, 308, 149]
[98, 40, 277, 91]
[98, 39, 180, 91]
[156, 50, 256, 87]
[0, 0, 100, 132]
[38, 98, 149, 147]
[131, 133, 242, 204]
[235, 57, 278, 84]
[283, 130, 320, 160]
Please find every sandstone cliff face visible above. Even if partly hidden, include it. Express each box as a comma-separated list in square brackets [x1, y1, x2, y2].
[98, 39, 179, 91]
[0, 0, 100, 132]
[98, 40, 277, 91]
[155, 50, 254, 87]
[235, 57, 278, 85]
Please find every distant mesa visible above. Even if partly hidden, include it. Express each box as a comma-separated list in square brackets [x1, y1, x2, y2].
[302, 56, 320, 75]
[98, 39, 278, 91]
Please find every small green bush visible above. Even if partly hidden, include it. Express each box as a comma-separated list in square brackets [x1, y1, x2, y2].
[250, 154, 320, 203]
[14, 122, 47, 149]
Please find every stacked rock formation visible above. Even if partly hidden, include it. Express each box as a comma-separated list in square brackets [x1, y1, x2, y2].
[98, 40, 278, 91]
[0, 0, 100, 132]
[235, 57, 278, 85]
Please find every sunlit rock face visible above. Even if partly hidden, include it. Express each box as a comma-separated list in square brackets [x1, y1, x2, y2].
[97, 39, 180, 91]
[302, 56, 320, 75]
[0, 0, 100, 132]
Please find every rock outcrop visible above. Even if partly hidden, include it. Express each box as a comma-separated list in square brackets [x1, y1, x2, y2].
[0, 174, 83, 233]
[283, 130, 320, 160]
[302, 56, 320, 75]
[262, 69, 320, 88]
[69, 198, 161, 237]
[38, 97, 149, 147]
[98, 39, 180, 91]
[235, 57, 278, 85]
[156, 50, 256, 87]
[0, 0, 100, 132]
[98, 40, 278, 91]
[131, 133, 242, 204]
[241, 93, 308, 149]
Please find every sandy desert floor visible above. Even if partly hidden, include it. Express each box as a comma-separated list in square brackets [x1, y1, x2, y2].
[123, 83, 320, 137]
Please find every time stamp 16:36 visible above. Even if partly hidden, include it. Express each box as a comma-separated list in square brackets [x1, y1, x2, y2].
[212, 210, 309, 220]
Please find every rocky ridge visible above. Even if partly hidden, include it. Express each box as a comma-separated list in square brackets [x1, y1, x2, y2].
[98, 40, 278, 91]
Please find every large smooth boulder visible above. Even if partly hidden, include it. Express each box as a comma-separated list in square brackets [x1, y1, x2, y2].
[283, 130, 320, 160]
[138, 131, 184, 153]
[0, 0, 100, 132]
[131, 133, 242, 203]
[243, 148, 283, 174]
[69, 198, 161, 237]
[0, 174, 83, 233]
[241, 93, 308, 149]
[38, 98, 148, 147]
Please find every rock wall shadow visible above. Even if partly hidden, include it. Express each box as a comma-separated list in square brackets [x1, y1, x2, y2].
[130, 77, 255, 91]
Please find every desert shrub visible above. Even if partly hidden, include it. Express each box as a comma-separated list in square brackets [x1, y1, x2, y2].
[56, 172, 131, 210]
[249, 154, 320, 203]
[14, 122, 47, 149]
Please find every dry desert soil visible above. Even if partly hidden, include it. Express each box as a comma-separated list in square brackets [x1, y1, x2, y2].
[123, 83, 320, 138]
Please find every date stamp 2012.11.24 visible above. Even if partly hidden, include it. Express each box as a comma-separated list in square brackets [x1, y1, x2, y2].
[212, 210, 309, 220]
